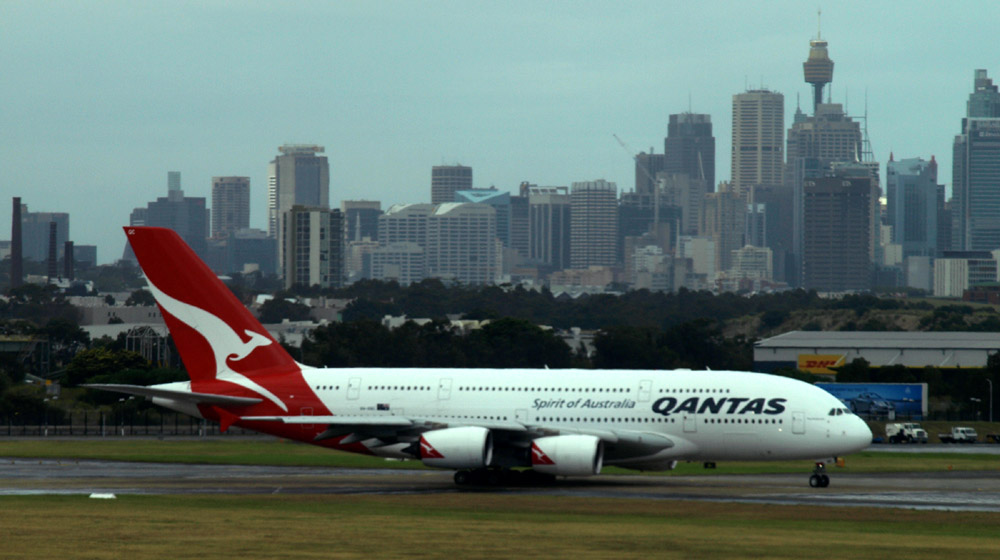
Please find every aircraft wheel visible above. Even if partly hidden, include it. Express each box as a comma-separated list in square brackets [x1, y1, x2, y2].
[454, 470, 471, 486]
[809, 474, 821, 488]
[820, 474, 830, 487]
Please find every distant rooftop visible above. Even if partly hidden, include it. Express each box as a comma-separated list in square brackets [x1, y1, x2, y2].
[756, 331, 1000, 351]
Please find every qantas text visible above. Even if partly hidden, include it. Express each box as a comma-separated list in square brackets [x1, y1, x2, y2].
[651, 397, 787, 417]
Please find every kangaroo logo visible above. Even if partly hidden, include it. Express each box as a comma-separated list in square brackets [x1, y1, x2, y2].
[144, 279, 289, 412]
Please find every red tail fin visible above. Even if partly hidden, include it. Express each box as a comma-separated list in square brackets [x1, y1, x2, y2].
[124, 227, 298, 385]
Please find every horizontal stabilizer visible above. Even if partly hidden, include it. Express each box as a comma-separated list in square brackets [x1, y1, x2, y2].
[83, 384, 263, 406]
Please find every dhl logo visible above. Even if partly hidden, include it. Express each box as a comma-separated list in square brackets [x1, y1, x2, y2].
[798, 354, 846, 374]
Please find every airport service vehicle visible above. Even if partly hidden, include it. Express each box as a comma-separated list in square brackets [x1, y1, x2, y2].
[87, 227, 872, 488]
[938, 426, 978, 443]
[885, 422, 928, 444]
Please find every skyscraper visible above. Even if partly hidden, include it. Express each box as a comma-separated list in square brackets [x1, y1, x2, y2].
[665, 113, 715, 192]
[142, 173, 209, 259]
[268, 146, 329, 233]
[886, 156, 938, 258]
[426, 203, 498, 285]
[570, 180, 618, 269]
[802, 173, 876, 291]
[211, 176, 250, 238]
[528, 186, 571, 270]
[268, 145, 329, 269]
[455, 188, 511, 247]
[700, 184, 745, 274]
[341, 200, 383, 242]
[18, 203, 69, 262]
[731, 89, 784, 201]
[952, 69, 1000, 251]
[281, 205, 343, 289]
[431, 165, 472, 205]
[784, 32, 865, 287]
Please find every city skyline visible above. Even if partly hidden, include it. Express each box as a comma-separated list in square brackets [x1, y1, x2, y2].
[3, 2, 999, 262]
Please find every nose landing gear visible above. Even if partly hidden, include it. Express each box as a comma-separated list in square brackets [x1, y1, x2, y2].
[809, 462, 830, 488]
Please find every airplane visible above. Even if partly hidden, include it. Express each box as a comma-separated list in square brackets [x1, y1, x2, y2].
[87, 226, 872, 488]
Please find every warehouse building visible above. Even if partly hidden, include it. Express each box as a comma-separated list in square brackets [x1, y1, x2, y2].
[754, 331, 1000, 374]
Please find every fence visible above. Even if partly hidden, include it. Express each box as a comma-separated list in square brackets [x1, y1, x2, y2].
[1, 411, 257, 437]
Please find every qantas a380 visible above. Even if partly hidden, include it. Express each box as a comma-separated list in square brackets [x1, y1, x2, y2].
[88, 227, 871, 488]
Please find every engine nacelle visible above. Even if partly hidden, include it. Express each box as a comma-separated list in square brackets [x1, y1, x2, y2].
[419, 426, 493, 469]
[530, 435, 603, 476]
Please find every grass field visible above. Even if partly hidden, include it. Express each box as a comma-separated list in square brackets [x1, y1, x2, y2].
[0, 438, 998, 475]
[1, 493, 999, 559]
[2, 439, 1000, 558]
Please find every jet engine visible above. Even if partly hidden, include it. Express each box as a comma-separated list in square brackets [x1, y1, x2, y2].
[419, 426, 493, 469]
[530, 435, 603, 476]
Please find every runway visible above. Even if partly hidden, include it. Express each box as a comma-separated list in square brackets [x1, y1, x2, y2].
[2, 457, 999, 511]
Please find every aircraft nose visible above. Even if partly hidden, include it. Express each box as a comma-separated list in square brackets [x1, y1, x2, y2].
[846, 416, 872, 452]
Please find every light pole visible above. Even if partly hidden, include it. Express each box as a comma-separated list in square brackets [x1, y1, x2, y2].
[988, 378, 994, 424]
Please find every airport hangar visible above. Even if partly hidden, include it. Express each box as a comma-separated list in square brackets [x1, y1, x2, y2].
[754, 331, 1000, 374]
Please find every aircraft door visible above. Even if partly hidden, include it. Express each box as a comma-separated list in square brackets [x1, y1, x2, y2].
[515, 409, 528, 424]
[347, 377, 361, 400]
[438, 378, 453, 400]
[637, 379, 652, 402]
[683, 413, 698, 433]
[792, 411, 805, 434]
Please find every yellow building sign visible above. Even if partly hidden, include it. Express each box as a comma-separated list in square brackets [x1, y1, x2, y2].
[798, 354, 846, 374]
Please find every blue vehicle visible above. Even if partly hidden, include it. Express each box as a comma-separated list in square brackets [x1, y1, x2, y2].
[849, 392, 894, 416]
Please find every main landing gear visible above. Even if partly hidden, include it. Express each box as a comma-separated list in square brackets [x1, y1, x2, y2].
[809, 462, 830, 488]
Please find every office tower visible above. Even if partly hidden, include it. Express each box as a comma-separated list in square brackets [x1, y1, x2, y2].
[657, 172, 706, 236]
[268, 145, 329, 270]
[634, 150, 666, 195]
[802, 174, 877, 291]
[378, 203, 435, 247]
[18, 203, 69, 262]
[509, 184, 530, 259]
[282, 206, 343, 289]
[139, 173, 209, 259]
[700, 184, 746, 274]
[168, 171, 181, 193]
[570, 180, 618, 269]
[886, 156, 938, 258]
[207, 229, 277, 276]
[74, 245, 97, 270]
[211, 176, 250, 238]
[372, 243, 425, 286]
[731, 89, 784, 201]
[431, 165, 472, 205]
[730, 245, 773, 280]
[785, 34, 864, 286]
[47, 222, 57, 280]
[11, 197, 22, 288]
[455, 188, 510, 246]
[952, 70, 1000, 251]
[341, 200, 382, 242]
[426, 203, 498, 285]
[528, 186, 571, 270]
[665, 113, 714, 192]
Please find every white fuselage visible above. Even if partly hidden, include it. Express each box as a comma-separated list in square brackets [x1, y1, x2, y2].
[292, 367, 872, 467]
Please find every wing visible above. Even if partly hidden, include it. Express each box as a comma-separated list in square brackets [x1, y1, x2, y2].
[238, 414, 673, 461]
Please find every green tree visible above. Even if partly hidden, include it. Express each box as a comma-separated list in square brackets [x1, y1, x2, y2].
[65, 348, 150, 386]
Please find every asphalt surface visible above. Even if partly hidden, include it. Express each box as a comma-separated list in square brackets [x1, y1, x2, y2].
[2, 457, 999, 512]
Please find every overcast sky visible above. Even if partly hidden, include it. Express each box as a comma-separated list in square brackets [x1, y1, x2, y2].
[2, 1, 998, 263]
